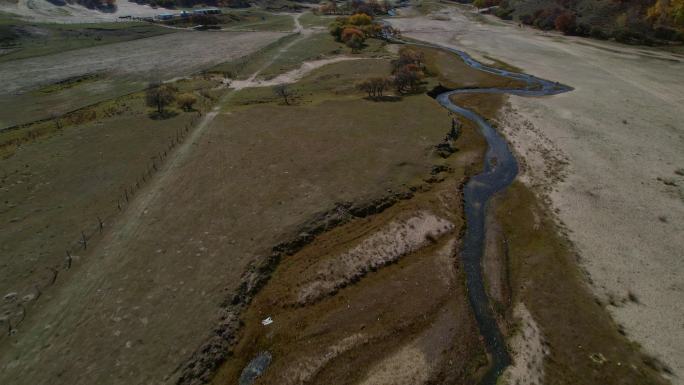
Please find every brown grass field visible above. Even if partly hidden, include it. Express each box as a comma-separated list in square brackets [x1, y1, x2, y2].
[0, 13, 674, 385]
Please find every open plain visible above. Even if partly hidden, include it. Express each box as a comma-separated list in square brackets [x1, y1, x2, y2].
[0, 2, 682, 385]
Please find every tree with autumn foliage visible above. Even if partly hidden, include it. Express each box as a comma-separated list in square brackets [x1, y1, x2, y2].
[329, 12, 383, 51]
[391, 47, 426, 94]
[343, 29, 365, 51]
[555, 11, 577, 34]
[648, 0, 684, 27]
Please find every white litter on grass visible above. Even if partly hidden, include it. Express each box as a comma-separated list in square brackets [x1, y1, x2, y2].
[261, 317, 274, 326]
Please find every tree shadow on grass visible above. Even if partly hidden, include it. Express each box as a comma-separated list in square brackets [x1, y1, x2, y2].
[148, 110, 179, 120]
[363, 95, 403, 102]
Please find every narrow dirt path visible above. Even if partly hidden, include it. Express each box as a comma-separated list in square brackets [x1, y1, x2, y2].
[102, 12, 310, 238]
[0, 13, 316, 385]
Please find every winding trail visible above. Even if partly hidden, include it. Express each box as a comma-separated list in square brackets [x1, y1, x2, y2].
[410, 41, 572, 383]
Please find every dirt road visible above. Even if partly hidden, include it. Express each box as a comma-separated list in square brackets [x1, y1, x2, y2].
[389, 6, 684, 382]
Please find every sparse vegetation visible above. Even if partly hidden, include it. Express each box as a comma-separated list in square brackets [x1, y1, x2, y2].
[493, 182, 671, 385]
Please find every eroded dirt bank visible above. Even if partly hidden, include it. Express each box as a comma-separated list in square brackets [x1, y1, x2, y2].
[210, 104, 490, 385]
[0, 57, 461, 385]
[205, 41, 670, 385]
[389, 6, 684, 381]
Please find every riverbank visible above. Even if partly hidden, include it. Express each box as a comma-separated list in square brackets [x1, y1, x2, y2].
[388, 5, 684, 382]
[203, 36, 667, 385]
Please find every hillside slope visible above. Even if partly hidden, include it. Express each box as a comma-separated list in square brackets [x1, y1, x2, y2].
[483, 0, 684, 43]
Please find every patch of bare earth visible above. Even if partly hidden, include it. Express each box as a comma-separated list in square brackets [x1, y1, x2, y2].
[296, 211, 455, 305]
[499, 303, 546, 385]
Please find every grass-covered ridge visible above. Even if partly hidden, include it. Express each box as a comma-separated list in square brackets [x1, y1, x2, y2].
[479, 0, 684, 44]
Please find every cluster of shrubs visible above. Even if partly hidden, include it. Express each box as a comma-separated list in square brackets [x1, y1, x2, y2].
[356, 47, 426, 99]
[329, 13, 383, 51]
[145, 82, 198, 118]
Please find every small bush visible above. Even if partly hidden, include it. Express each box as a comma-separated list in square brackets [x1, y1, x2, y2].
[176, 93, 198, 111]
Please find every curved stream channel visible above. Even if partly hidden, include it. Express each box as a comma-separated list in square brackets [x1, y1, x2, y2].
[238, 37, 572, 385]
[416, 42, 573, 384]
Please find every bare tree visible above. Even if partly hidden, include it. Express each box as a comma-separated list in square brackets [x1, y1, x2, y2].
[371, 77, 390, 97]
[357, 77, 391, 99]
[273, 84, 294, 105]
[357, 79, 375, 98]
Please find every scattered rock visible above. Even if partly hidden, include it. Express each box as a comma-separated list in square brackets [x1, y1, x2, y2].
[430, 164, 451, 175]
[589, 352, 607, 365]
[21, 294, 35, 302]
[3, 292, 18, 301]
[238, 352, 272, 385]
[435, 142, 456, 158]
[657, 177, 677, 186]
[627, 291, 640, 304]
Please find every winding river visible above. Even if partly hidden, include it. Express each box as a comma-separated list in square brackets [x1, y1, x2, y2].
[413, 41, 572, 384]
[238, 29, 573, 385]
